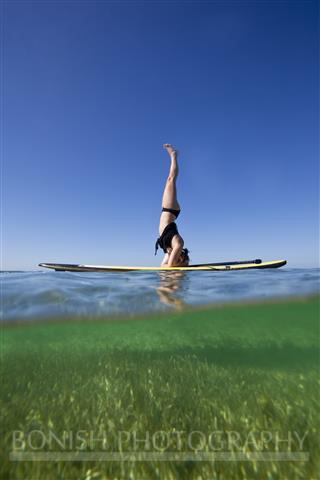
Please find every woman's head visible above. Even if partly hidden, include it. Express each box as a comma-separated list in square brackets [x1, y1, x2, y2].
[179, 248, 190, 266]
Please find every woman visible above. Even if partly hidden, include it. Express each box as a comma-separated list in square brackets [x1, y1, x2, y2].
[155, 144, 190, 267]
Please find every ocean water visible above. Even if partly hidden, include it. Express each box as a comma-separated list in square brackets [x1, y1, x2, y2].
[1, 267, 319, 323]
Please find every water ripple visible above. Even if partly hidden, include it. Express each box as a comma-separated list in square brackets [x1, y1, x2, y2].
[1, 268, 319, 322]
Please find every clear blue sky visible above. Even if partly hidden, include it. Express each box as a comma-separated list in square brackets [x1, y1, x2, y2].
[2, 0, 318, 269]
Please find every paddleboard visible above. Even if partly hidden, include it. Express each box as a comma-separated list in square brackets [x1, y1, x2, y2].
[38, 259, 287, 272]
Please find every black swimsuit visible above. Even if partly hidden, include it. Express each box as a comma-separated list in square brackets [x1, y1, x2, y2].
[162, 207, 180, 219]
[155, 222, 179, 255]
[155, 207, 181, 255]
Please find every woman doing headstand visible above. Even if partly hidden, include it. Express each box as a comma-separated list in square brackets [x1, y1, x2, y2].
[155, 144, 189, 267]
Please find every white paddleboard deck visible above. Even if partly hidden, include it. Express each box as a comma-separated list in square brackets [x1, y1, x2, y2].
[39, 260, 287, 272]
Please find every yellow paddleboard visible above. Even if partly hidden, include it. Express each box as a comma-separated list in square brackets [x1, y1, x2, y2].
[39, 260, 287, 272]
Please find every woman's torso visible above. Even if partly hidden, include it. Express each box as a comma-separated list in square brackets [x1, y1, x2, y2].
[159, 211, 178, 236]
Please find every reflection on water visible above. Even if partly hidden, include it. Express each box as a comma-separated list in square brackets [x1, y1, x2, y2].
[156, 271, 187, 310]
[1, 268, 319, 322]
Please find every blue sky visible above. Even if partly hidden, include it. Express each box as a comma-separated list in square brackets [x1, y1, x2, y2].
[2, 0, 318, 269]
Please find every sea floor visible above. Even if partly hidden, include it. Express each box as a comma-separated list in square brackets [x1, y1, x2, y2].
[1, 295, 319, 479]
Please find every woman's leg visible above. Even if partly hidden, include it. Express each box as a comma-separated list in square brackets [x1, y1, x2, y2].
[162, 144, 181, 210]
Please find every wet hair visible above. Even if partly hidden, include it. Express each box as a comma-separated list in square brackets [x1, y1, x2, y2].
[181, 248, 190, 263]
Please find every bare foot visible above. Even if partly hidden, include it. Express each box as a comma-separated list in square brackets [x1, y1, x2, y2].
[163, 144, 178, 158]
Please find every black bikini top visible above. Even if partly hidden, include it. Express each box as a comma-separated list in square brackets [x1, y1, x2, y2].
[155, 222, 179, 255]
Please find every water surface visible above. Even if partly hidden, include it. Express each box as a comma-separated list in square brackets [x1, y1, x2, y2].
[1, 267, 319, 322]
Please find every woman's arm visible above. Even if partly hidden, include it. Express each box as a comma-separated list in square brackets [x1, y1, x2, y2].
[161, 253, 170, 266]
[167, 246, 183, 267]
[167, 235, 184, 267]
